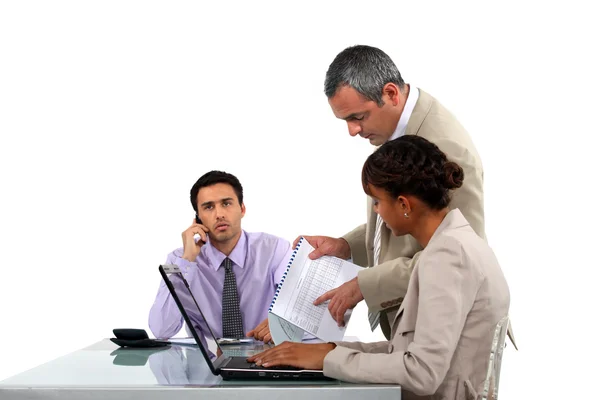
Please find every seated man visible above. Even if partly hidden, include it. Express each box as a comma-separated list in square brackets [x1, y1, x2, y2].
[149, 170, 290, 343]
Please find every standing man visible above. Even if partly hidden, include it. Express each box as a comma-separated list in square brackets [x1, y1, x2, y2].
[304, 45, 486, 340]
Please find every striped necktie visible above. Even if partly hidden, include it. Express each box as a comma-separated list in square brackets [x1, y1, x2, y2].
[368, 215, 384, 331]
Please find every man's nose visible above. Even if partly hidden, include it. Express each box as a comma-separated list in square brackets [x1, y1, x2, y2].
[347, 121, 361, 137]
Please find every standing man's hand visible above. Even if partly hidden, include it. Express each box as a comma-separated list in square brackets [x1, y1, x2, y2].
[293, 235, 351, 260]
[314, 277, 364, 326]
[182, 219, 209, 262]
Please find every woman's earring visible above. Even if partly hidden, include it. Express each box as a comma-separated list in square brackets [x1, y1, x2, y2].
[404, 212, 409, 219]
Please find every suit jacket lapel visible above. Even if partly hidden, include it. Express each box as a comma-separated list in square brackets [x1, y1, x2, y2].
[366, 197, 377, 267]
[406, 88, 434, 136]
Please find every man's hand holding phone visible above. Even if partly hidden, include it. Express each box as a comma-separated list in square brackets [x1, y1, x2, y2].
[182, 219, 209, 262]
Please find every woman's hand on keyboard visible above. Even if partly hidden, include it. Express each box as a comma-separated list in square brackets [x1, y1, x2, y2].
[247, 342, 336, 369]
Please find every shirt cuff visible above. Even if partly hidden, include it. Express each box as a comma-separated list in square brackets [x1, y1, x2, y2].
[173, 256, 196, 270]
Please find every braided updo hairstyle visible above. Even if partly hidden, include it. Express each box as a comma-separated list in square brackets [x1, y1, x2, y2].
[362, 135, 464, 209]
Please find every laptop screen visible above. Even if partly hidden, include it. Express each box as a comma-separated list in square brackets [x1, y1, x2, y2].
[159, 264, 223, 368]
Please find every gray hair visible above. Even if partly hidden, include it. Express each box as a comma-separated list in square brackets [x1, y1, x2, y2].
[324, 45, 405, 106]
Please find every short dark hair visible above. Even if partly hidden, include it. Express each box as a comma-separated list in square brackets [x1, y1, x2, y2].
[324, 45, 405, 106]
[361, 135, 464, 210]
[190, 170, 244, 213]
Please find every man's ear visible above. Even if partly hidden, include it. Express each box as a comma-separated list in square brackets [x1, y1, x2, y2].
[240, 203, 246, 218]
[382, 82, 401, 106]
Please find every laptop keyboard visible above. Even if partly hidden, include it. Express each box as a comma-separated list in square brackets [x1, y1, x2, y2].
[223, 349, 260, 357]
[226, 357, 302, 371]
[248, 363, 301, 370]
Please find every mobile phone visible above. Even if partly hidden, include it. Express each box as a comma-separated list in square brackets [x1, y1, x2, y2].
[194, 214, 206, 244]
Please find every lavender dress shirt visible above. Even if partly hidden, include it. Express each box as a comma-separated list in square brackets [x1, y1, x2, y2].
[149, 231, 291, 339]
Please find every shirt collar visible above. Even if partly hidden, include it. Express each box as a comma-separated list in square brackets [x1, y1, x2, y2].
[390, 84, 419, 141]
[204, 230, 247, 271]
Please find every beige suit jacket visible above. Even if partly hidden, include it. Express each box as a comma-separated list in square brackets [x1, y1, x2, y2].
[325, 210, 510, 400]
[343, 88, 485, 338]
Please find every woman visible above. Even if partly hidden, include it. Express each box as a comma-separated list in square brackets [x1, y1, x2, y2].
[248, 135, 510, 400]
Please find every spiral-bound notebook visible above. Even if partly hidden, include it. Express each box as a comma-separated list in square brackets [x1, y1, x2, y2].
[268, 237, 362, 344]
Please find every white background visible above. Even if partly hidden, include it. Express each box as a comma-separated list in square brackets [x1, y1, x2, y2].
[1, 1, 598, 398]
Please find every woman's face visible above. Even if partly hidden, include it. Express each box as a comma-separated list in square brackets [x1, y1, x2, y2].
[368, 184, 411, 236]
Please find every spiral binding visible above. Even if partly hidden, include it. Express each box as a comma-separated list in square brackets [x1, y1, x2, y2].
[268, 237, 304, 312]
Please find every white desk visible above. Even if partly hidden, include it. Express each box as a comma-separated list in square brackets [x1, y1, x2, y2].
[0, 339, 401, 399]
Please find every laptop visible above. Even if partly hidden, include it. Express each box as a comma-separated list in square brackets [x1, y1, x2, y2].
[158, 264, 332, 380]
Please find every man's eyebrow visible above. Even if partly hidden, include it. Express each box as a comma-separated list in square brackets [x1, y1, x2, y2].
[200, 197, 233, 207]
